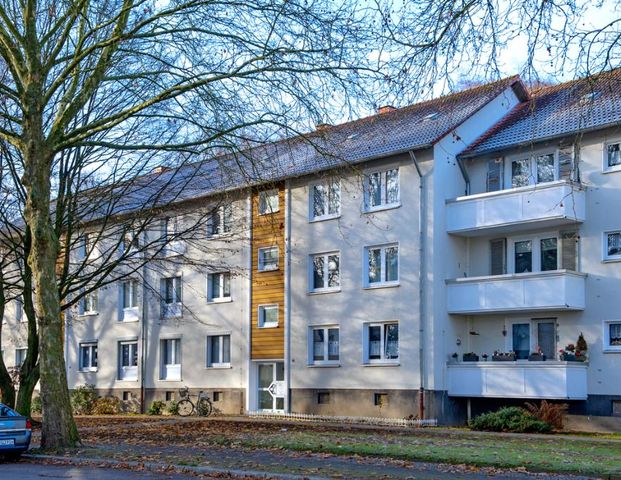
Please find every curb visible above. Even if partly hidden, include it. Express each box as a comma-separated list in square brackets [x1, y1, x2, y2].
[23, 453, 326, 480]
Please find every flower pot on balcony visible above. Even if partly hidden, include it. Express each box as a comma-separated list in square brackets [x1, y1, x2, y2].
[492, 353, 515, 361]
[561, 353, 586, 362]
[463, 353, 479, 362]
[528, 353, 546, 361]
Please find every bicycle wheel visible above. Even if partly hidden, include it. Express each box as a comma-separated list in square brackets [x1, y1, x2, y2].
[196, 398, 213, 417]
[177, 399, 194, 417]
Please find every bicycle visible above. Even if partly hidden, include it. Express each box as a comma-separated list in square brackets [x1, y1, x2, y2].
[176, 386, 213, 417]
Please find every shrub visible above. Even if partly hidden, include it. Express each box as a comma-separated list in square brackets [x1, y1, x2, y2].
[92, 396, 122, 415]
[525, 400, 568, 430]
[148, 400, 166, 416]
[71, 384, 98, 415]
[31, 395, 42, 414]
[165, 400, 179, 416]
[576, 332, 588, 353]
[469, 406, 552, 433]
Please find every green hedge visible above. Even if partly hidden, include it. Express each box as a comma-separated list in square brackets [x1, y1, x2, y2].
[469, 406, 552, 433]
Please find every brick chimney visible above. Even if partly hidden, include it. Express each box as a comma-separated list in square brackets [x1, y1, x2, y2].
[378, 105, 396, 114]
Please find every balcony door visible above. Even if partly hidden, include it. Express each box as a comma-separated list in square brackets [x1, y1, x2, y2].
[508, 318, 557, 360]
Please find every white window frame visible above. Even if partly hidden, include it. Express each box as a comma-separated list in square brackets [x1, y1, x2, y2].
[603, 320, 621, 352]
[207, 204, 233, 237]
[362, 322, 399, 365]
[603, 231, 621, 262]
[363, 167, 400, 212]
[79, 342, 98, 372]
[81, 290, 98, 316]
[81, 232, 100, 260]
[206, 333, 231, 368]
[161, 276, 183, 318]
[118, 340, 139, 381]
[309, 179, 341, 221]
[258, 246, 279, 272]
[363, 243, 399, 288]
[15, 347, 27, 367]
[258, 189, 279, 215]
[15, 296, 24, 322]
[160, 338, 181, 381]
[308, 325, 340, 366]
[508, 233, 560, 274]
[122, 228, 141, 256]
[504, 317, 558, 360]
[506, 151, 559, 188]
[603, 140, 621, 173]
[121, 280, 139, 322]
[207, 272, 232, 303]
[258, 304, 279, 329]
[309, 252, 341, 293]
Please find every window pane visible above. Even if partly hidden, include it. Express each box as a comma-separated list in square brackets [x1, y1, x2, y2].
[265, 307, 277, 324]
[368, 172, 381, 207]
[313, 329, 325, 361]
[81, 347, 90, 369]
[608, 143, 621, 167]
[209, 336, 220, 364]
[368, 248, 381, 284]
[223, 273, 231, 297]
[536, 154, 555, 183]
[130, 282, 137, 307]
[313, 185, 326, 217]
[537, 322, 555, 359]
[386, 169, 399, 204]
[165, 279, 173, 303]
[92, 346, 98, 368]
[123, 283, 130, 308]
[385, 246, 399, 282]
[222, 335, 230, 363]
[512, 323, 530, 360]
[175, 278, 182, 303]
[514, 240, 532, 273]
[610, 323, 621, 346]
[540, 238, 558, 271]
[210, 274, 221, 299]
[511, 159, 530, 187]
[328, 181, 340, 215]
[122, 344, 129, 366]
[131, 344, 138, 366]
[327, 255, 340, 287]
[608, 232, 621, 257]
[313, 255, 325, 289]
[369, 326, 381, 359]
[385, 324, 399, 359]
[223, 205, 232, 233]
[328, 328, 339, 361]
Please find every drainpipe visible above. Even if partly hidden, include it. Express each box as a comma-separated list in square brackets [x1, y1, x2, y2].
[245, 191, 253, 413]
[139, 262, 148, 413]
[409, 151, 426, 420]
[284, 180, 292, 413]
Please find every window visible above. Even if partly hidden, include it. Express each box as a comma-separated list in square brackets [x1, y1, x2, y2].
[514, 240, 532, 273]
[258, 189, 279, 215]
[207, 334, 231, 367]
[317, 392, 330, 404]
[119, 341, 138, 380]
[309, 326, 339, 364]
[81, 232, 99, 260]
[121, 280, 139, 321]
[161, 276, 182, 318]
[258, 304, 278, 328]
[258, 246, 279, 271]
[540, 238, 558, 271]
[604, 231, 621, 261]
[81, 290, 98, 315]
[207, 272, 231, 302]
[165, 391, 174, 401]
[605, 142, 621, 172]
[15, 297, 24, 322]
[160, 338, 181, 380]
[310, 253, 340, 292]
[364, 323, 399, 363]
[364, 168, 399, 210]
[374, 393, 388, 406]
[207, 205, 232, 237]
[122, 228, 140, 254]
[310, 180, 340, 220]
[511, 235, 560, 274]
[15, 348, 27, 367]
[508, 319, 556, 360]
[122, 391, 133, 401]
[79, 343, 98, 372]
[213, 391, 223, 402]
[365, 244, 399, 287]
[604, 321, 621, 351]
[510, 153, 557, 188]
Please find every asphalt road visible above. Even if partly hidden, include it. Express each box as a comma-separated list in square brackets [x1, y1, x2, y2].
[0, 462, 192, 479]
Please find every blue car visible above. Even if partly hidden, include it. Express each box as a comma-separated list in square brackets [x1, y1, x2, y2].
[0, 403, 32, 459]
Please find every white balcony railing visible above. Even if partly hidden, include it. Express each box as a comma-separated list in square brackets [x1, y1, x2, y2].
[447, 361, 588, 399]
[446, 270, 586, 314]
[446, 181, 585, 236]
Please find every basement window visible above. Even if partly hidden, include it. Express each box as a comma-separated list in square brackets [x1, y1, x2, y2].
[317, 392, 330, 405]
[374, 393, 388, 407]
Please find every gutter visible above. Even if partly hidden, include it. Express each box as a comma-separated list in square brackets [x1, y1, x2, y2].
[409, 151, 426, 420]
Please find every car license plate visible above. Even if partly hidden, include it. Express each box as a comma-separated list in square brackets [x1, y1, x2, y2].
[0, 439, 15, 446]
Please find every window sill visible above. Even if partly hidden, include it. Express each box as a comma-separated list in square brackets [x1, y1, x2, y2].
[207, 298, 233, 305]
[602, 257, 621, 263]
[79, 368, 98, 373]
[363, 283, 400, 290]
[307, 363, 340, 368]
[309, 214, 341, 223]
[80, 312, 99, 317]
[206, 364, 232, 369]
[207, 232, 234, 240]
[307, 288, 341, 296]
[361, 361, 400, 367]
[602, 165, 621, 174]
[603, 348, 621, 353]
[258, 267, 280, 273]
[363, 203, 401, 214]
[118, 318, 140, 323]
[258, 323, 279, 329]
[258, 209, 280, 216]
[159, 378, 182, 382]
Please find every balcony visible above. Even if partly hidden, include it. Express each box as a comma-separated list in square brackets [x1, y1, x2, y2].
[446, 270, 586, 314]
[447, 362, 588, 399]
[446, 181, 585, 236]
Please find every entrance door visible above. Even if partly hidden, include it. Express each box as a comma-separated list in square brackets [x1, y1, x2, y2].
[257, 362, 285, 411]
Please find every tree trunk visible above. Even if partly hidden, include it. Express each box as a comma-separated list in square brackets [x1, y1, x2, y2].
[16, 365, 39, 417]
[0, 282, 16, 408]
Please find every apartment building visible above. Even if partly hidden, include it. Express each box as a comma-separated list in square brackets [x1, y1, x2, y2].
[2, 70, 620, 424]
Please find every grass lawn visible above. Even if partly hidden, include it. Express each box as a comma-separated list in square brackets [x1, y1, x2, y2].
[36, 417, 621, 478]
